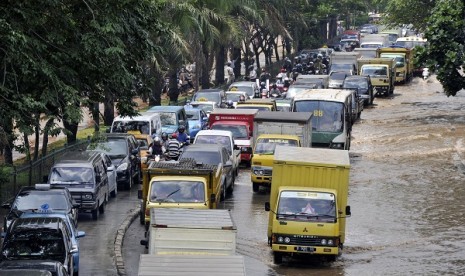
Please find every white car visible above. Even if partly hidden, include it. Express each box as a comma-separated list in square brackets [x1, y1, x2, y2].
[91, 151, 118, 198]
[225, 91, 248, 107]
[190, 101, 218, 116]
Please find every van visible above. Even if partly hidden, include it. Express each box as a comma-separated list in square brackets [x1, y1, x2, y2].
[291, 89, 353, 150]
[48, 151, 109, 220]
[110, 112, 162, 138]
[145, 106, 189, 135]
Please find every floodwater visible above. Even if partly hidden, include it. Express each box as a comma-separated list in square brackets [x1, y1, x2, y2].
[223, 76, 465, 275]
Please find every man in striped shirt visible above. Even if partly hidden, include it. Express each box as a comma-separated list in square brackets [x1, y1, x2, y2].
[166, 134, 181, 160]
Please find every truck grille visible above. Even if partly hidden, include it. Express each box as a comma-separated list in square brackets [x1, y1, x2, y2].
[263, 169, 272, 176]
[290, 236, 322, 246]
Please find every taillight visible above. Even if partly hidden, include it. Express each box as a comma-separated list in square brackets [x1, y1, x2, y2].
[145, 207, 150, 216]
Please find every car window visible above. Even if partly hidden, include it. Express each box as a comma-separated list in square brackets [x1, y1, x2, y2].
[50, 167, 94, 185]
[13, 191, 69, 210]
[91, 139, 127, 157]
[222, 148, 229, 164]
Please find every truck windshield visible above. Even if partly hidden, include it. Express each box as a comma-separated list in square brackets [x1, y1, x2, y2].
[293, 101, 344, 133]
[112, 120, 150, 134]
[343, 78, 368, 89]
[254, 138, 298, 154]
[211, 124, 248, 139]
[361, 66, 387, 76]
[380, 54, 405, 67]
[150, 181, 205, 203]
[50, 167, 94, 185]
[195, 135, 231, 154]
[277, 191, 336, 222]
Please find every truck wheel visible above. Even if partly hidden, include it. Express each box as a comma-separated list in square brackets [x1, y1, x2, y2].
[140, 208, 145, 225]
[327, 255, 337, 262]
[273, 252, 283, 264]
[99, 200, 106, 214]
[91, 208, 98, 220]
[221, 182, 227, 201]
[252, 182, 259, 193]
[228, 177, 235, 194]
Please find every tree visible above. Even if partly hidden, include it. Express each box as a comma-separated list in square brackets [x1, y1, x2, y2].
[417, 0, 465, 96]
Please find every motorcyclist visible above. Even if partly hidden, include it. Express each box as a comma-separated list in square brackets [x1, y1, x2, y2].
[269, 83, 281, 98]
[248, 65, 257, 82]
[176, 125, 190, 145]
[161, 132, 169, 150]
[166, 134, 181, 160]
[307, 61, 316, 75]
[226, 100, 235, 109]
[259, 68, 271, 83]
[314, 56, 324, 74]
[149, 136, 164, 156]
[283, 57, 293, 73]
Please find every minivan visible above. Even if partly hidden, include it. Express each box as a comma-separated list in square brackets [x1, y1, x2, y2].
[48, 151, 109, 220]
[145, 106, 189, 135]
[110, 112, 162, 138]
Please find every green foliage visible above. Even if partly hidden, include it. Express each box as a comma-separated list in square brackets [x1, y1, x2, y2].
[418, 0, 465, 96]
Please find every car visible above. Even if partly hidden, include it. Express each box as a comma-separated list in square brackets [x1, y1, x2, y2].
[86, 151, 118, 198]
[0, 260, 68, 276]
[189, 101, 218, 116]
[225, 91, 248, 107]
[179, 144, 234, 200]
[342, 75, 374, 106]
[48, 151, 109, 220]
[328, 71, 350, 89]
[18, 212, 85, 276]
[275, 99, 291, 112]
[184, 107, 208, 141]
[87, 133, 141, 191]
[1, 217, 76, 275]
[145, 106, 189, 135]
[191, 88, 225, 107]
[1, 184, 78, 233]
[228, 81, 259, 99]
[109, 112, 162, 138]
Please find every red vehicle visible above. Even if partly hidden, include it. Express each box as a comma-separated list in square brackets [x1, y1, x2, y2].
[343, 30, 361, 42]
[208, 109, 258, 166]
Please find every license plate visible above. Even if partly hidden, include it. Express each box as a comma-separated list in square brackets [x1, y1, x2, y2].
[296, 246, 314, 252]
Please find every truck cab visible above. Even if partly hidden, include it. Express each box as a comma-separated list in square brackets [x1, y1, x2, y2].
[357, 58, 396, 96]
[208, 109, 258, 166]
[140, 158, 222, 226]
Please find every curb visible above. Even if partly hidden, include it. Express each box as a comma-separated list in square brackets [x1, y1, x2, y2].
[114, 205, 141, 276]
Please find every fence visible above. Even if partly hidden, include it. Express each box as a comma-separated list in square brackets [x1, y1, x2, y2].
[0, 139, 91, 203]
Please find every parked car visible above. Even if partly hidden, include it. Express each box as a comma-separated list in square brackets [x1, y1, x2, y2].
[228, 81, 259, 99]
[179, 144, 234, 200]
[184, 107, 208, 141]
[189, 101, 218, 116]
[191, 88, 225, 107]
[342, 75, 374, 105]
[0, 260, 68, 276]
[1, 184, 78, 233]
[1, 217, 76, 275]
[145, 106, 189, 135]
[88, 133, 141, 191]
[48, 151, 109, 220]
[18, 212, 85, 275]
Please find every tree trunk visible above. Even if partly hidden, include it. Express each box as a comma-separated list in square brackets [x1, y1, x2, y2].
[201, 46, 211, 88]
[273, 39, 280, 62]
[168, 69, 179, 104]
[232, 47, 241, 79]
[63, 109, 78, 144]
[92, 102, 100, 133]
[23, 133, 31, 162]
[33, 113, 40, 161]
[42, 118, 54, 157]
[2, 118, 14, 165]
[104, 90, 114, 126]
[215, 45, 226, 86]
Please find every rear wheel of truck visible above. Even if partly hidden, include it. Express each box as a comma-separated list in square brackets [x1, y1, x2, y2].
[252, 182, 259, 193]
[139, 208, 145, 225]
[221, 182, 227, 201]
[273, 252, 283, 264]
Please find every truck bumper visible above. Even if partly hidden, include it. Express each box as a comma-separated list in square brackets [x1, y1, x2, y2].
[373, 85, 390, 95]
[272, 244, 339, 255]
[251, 174, 271, 185]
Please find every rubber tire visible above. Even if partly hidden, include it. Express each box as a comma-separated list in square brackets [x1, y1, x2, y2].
[124, 175, 133, 190]
[220, 182, 227, 201]
[91, 208, 98, 220]
[110, 185, 117, 198]
[227, 176, 235, 194]
[327, 255, 337, 262]
[273, 252, 283, 265]
[99, 200, 105, 214]
[73, 271, 79, 276]
[252, 182, 259, 193]
[140, 208, 145, 225]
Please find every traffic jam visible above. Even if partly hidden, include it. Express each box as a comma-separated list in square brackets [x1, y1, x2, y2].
[0, 24, 428, 275]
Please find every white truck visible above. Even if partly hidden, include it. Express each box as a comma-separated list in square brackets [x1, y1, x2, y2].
[194, 129, 241, 177]
[329, 52, 361, 75]
[138, 255, 246, 276]
[140, 208, 237, 255]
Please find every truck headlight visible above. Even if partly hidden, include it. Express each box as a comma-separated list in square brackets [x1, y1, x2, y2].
[253, 170, 264, 175]
[327, 239, 334, 246]
[330, 143, 344, 149]
[117, 162, 128, 171]
[284, 237, 290, 244]
[83, 193, 93, 200]
[321, 239, 327, 245]
[278, 236, 284, 243]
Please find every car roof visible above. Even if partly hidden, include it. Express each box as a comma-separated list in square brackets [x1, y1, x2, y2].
[101, 133, 134, 139]
[196, 130, 232, 137]
[195, 88, 224, 93]
[183, 144, 225, 153]
[146, 106, 184, 113]
[229, 81, 255, 86]
[18, 185, 68, 193]
[11, 217, 64, 232]
[53, 151, 100, 166]
[113, 113, 160, 122]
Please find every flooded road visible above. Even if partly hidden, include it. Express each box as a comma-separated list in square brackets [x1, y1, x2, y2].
[122, 76, 465, 275]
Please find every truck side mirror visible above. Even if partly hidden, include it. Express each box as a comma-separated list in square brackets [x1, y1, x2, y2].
[265, 202, 270, 211]
[140, 239, 148, 246]
[345, 205, 351, 217]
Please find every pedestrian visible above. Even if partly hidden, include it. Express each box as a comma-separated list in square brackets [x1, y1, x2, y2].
[226, 62, 235, 85]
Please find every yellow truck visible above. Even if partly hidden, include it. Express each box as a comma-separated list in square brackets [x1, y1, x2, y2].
[138, 158, 222, 226]
[265, 146, 351, 264]
[251, 112, 312, 192]
[357, 57, 396, 96]
[376, 47, 413, 83]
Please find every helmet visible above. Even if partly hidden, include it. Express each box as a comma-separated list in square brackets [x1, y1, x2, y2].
[227, 100, 234, 107]
[227, 62, 231, 66]
[260, 81, 265, 86]
[309, 61, 314, 66]
[154, 136, 161, 145]
[161, 132, 168, 140]
[178, 125, 185, 133]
